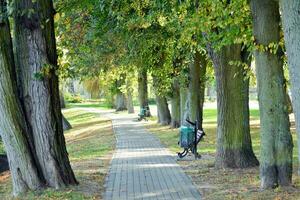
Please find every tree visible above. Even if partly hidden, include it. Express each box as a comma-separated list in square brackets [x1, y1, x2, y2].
[114, 77, 128, 112]
[183, 51, 207, 129]
[197, 0, 258, 168]
[279, 0, 300, 175]
[153, 75, 171, 125]
[250, 0, 293, 188]
[170, 78, 181, 128]
[208, 44, 259, 168]
[13, 0, 77, 188]
[138, 69, 151, 116]
[0, 0, 43, 194]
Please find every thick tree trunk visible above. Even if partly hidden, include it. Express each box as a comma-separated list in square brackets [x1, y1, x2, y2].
[191, 52, 206, 128]
[138, 69, 151, 116]
[171, 78, 181, 128]
[152, 75, 171, 125]
[251, 0, 293, 188]
[156, 95, 171, 125]
[209, 44, 259, 169]
[62, 115, 72, 131]
[115, 92, 127, 111]
[280, 0, 300, 175]
[182, 52, 207, 130]
[0, 1, 43, 195]
[13, 0, 77, 188]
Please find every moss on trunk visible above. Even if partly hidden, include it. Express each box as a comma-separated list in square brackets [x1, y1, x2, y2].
[251, 0, 293, 188]
[209, 44, 258, 169]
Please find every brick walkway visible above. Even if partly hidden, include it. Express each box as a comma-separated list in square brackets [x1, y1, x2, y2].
[104, 114, 201, 200]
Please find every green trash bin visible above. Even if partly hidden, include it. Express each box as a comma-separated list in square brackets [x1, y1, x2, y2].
[179, 126, 194, 148]
[139, 108, 146, 116]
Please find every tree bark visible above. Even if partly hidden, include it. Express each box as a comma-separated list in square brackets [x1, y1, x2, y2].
[285, 84, 293, 114]
[60, 94, 72, 130]
[251, 0, 293, 188]
[127, 92, 134, 114]
[182, 52, 207, 130]
[280, 0, 300, 175]
[0, 1, 43, 195]
[13, 0, 77, 188]
[156, 95, 171, 125]
[208, 44, 259, 169]
[138, 68, 151, 116]
[152, 75, 171, 125]
[62, 115, 72, 131]
[60, 93, 66, 109]
[180, 87, 188, 126]
[171, 78, 181, 128]
[115, 92, 127, 111]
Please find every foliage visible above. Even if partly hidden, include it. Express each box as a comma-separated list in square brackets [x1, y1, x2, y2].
[64, 93, 83, 103]
[54, 0, 259, 99]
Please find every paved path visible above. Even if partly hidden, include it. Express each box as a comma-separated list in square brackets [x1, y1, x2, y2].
[104, 113, 201, 200]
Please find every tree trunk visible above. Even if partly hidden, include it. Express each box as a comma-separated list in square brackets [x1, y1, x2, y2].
[60, 94, 72, 130]
[138, 68, 151, 116]
[280, 0, 300, 175]
[60, 93, 66, 109]
[182, 52, 207, 130]
[171, 78, 181, 128]
[208, 44, 259, 169]
[251, 0, 293, 188]
[285, 85, 293, 114]
[156, 95, 171, 125]
[126, 81, 134, 113]
[127, 92, 134, 114]
[180, 87, 188, 126]
[0, 1, 43, 195]
[115, 92, 127, 111]
[13, 0, 77, 188]
[62, 115, 72, 131]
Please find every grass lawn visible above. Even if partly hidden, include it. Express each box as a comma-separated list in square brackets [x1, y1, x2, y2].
[146, 108, 300, 200]
[0, 107, 115, 200]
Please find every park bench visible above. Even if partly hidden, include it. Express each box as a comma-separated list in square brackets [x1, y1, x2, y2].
[138, 106, 150, 121]
[178, 119, 205, 159]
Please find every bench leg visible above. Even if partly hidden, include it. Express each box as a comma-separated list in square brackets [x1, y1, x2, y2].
[178, 149, 188, 158]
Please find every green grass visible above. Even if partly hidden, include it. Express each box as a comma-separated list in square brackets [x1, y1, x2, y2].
[146, 108, 300, 200]
[0, 108, 115, 200]
[66, 101, 112, 109]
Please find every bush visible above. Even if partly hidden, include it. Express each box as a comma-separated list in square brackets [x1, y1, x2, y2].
[64, 93, 83, 103]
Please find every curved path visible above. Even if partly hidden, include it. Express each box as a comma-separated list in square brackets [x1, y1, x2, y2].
[103, 113, 201, 200]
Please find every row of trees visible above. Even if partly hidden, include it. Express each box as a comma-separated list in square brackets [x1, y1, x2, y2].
[55, 0, 300, 189]
[0, 0, 300, 197]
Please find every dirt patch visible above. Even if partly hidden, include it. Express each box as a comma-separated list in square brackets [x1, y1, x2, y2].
[70, 153, 113, 199]
[179, 153, 300, 200]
